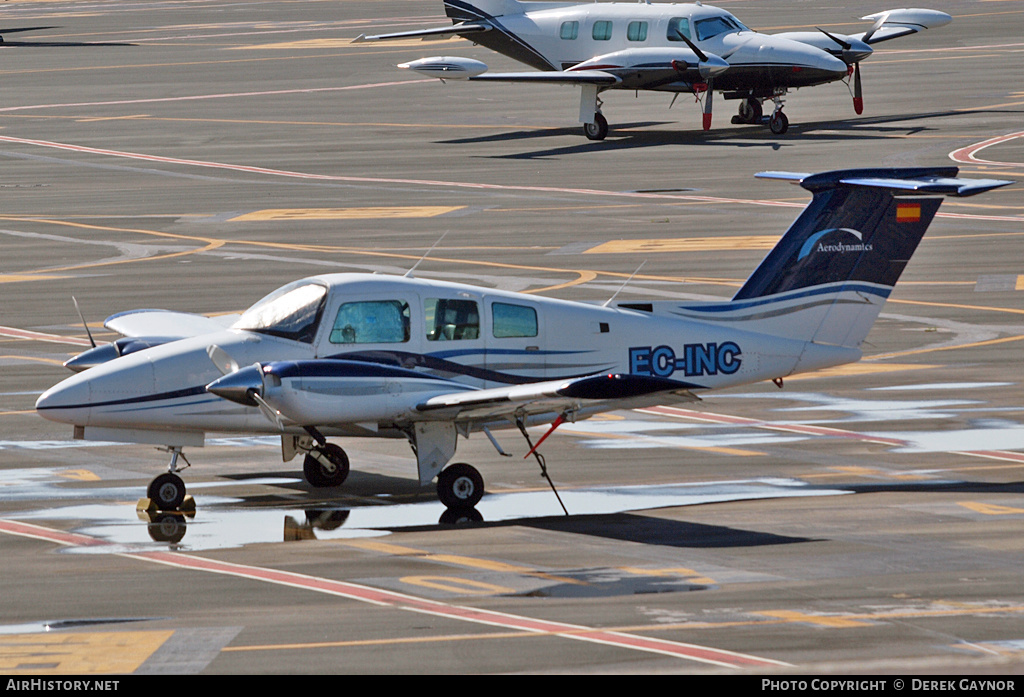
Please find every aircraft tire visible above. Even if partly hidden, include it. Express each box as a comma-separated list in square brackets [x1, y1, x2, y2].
[769, 110, 789, 135]
[148, 472, 186, 511]
[583, 113, 609, 141]
[303, 444, 350, 487]
[437, 463, 484, 509]
[738, 98, 762, 124]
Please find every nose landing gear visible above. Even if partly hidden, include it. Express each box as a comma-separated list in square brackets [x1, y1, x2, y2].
[145, 446, 191, 511]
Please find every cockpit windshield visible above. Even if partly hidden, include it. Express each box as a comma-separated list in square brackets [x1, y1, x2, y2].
[233, 280, 328, 343]
[693, 14, 748, 41]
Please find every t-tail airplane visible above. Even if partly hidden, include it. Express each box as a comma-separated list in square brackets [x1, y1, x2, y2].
[354, 1, 951, 139]
[37, 168, 1010, 514]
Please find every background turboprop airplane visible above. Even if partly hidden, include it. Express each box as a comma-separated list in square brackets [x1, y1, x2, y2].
[36, 168, 1010, 514]
[354, 1, 952, 139]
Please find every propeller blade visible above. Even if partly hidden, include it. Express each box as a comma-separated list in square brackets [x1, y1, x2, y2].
[207, 344, 240, 376]
[703, 80, 714, 131]
[853, 62, 863, 114]
[71, 296, 96, 348]
[679, 33, 709, 63]
[252, 392, 286, 431]
[861, 11, 889, 44]
[816, 27, 851, 51]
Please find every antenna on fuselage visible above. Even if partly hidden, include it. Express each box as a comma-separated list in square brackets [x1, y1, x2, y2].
[602, 261, 646, 308]
[404, 231, 448, 278]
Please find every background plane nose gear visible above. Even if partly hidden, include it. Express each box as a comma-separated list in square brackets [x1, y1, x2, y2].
[437, 462, 484, 509]
[769, 110, 789, 134]
[303, 443, 350, 487]
[768, 96, 788, 134]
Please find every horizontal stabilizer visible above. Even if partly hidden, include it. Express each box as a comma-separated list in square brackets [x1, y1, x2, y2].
[723, 168, 1013, 348]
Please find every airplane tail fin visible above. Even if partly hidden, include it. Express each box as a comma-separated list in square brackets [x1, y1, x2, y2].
[720, 168, 1011, 348]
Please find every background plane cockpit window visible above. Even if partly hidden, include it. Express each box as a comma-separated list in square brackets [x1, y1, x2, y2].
[426, 298, 479, 341]
[329, 300, 410, 344]
[232, 280, 327, 343]
[592, 20, 612, 41]
[626, 21, 648, 42]
[559, 20, 579, 40]
[492, 302, 538, 338]
[666, 17, 691, 41]
[694, 16, 738, 40]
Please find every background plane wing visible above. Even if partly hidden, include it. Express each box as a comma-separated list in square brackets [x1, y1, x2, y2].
[105, 309, 240, 338]
[851, 9, 952, 44]
[352, 23, 490, 43]
[469, 70, 621, 85]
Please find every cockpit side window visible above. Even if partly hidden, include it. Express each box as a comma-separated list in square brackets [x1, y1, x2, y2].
[666, 17, 691, 42]
[329, 300, 410, 344]
[233, 281, 327, 343]
[425, 298, 479, 341]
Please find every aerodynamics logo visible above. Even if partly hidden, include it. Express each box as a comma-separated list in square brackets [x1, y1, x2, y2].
[797, 228, 872, 260]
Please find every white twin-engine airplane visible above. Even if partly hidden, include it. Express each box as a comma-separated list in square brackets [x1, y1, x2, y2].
[37, 168, 1010, 513]
[354, 1, 951, 139]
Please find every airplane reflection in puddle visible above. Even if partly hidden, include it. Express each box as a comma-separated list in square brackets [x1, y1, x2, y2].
[14, 478, 848, 552]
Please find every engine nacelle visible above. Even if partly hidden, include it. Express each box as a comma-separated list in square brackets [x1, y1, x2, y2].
[398, 56, 489, 79]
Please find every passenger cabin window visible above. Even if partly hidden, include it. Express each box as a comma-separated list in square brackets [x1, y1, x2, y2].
[626, 21, 648, 42]
[492, 302, 537, 338]
[592, 20, 612, 41]
[425, 298, 479, 341]
[233, 281, 327, 343]
[559, 21, 579, 40]
[329, 300, 409, 344]
[666, 17, 691, 41]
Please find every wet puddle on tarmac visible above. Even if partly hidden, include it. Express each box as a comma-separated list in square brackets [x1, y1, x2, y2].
[4, 476, 849, 553]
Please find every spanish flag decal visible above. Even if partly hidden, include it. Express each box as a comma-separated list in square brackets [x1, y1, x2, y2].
[896, 203, 921, 223]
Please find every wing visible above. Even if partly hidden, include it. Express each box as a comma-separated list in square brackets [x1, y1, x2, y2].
[206, 361, 700, 431]
[416, 373, 700, 424]
[104, 309, 240, 338]
[352, 23, 490, 43]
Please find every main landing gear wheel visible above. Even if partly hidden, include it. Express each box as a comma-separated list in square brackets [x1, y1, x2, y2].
[303, 443, 350, 487]
[732, 98, 762, 125]
[148, 472, 186, 511]
[437, 463, 484, 510]
[583, 113, 608, 141]
[769, 110, 789, 135]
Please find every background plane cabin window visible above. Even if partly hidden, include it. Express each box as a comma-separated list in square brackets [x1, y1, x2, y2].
[492, 302, 538, 338]
[592, 20, 612, 41]
[666, 17, 691, 41]
[329, 300, 410, 344]
[626, 21, 648, 42]
[559, 21, 579, 40]
[425, 298, 480, 341]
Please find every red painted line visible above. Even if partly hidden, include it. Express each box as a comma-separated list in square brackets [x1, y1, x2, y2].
[0, 325, 92, 347]
[134, 550, 788, 667]
[640, 406, 1024, 467]
[949, 131, 1024, 169]
[639, 405, 908, 447]
[0, 519, 109, 547]
[0, 518, 787, 667]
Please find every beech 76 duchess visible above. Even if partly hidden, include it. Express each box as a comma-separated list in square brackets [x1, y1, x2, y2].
[37, 168, 1009, 513]
[355, 1, 951, 139]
